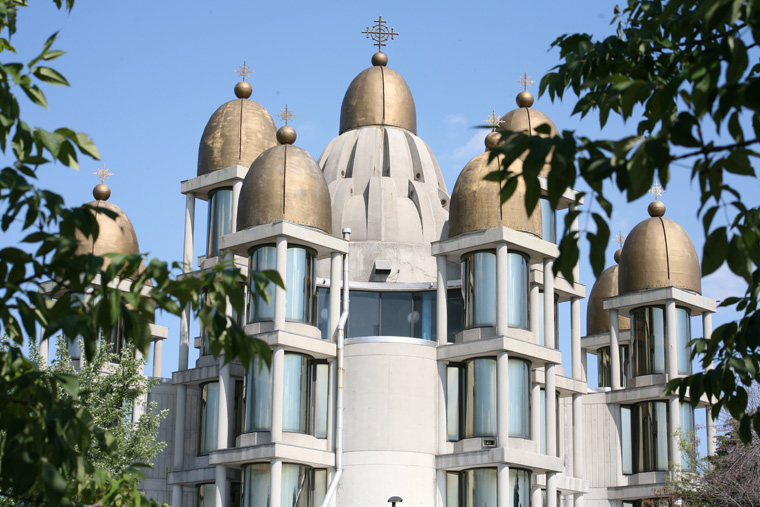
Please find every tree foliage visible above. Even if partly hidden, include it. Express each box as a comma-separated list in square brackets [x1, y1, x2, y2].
[493, 0, 760, 441]
[0, 1, 279, 504]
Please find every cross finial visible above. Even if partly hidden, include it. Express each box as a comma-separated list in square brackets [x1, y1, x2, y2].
[484, 109, 501, 130]
[94, 164, 112, 184]
[362, 16, 399, 52]
[516, 72, 535, 91]
[276, 104, 297, 126]
[614, 231, 626, 248]
[649, 181, 665, 201]
[235, 61, 254, 81]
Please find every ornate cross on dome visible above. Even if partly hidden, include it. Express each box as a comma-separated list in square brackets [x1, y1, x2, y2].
[649, 182, 665, 200]
[362, 16, 398, 52]
[276, 104, 297, 126]
[516, 72, 535, 91]
[94, 164, 112, 183]
[484, 109, 501, 130]
[235, 61, 254, 81]
[614, 231, 626, 248]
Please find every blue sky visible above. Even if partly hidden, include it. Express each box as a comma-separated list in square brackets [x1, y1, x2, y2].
[6, 0, 756, 421]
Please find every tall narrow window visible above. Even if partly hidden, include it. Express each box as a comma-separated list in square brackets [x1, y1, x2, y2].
[631, 307, 666, 376]
[621, 406, 633, 474]
[248, 246, 277, 323]
[243, 463, 270, 507]
[464, 358, 497, 438]
[679, 402, 695, 471]
[507, 253, 529, 329]
[676, 308, 692, 375]
[447, 366, 461, 441]
[207, 188, 233, 258]
[199, 382, 219, 455]
[540, 197, 556, 243]
[447, 288, 465, 342]
[245, 360, 272, 432]
[463, 468, 497, 507]
[463, 252, 497, 328]
[281, 464, 326, 507]
[632, 401, 669, 472]
[598, 346, 629, 388]
[508, 358, 530, 438]
[509, 468, 531, 507]
[538, 291, 559, 347]
[316, 287, 330, 340]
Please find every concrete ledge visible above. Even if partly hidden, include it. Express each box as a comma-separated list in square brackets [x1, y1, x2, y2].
[172, 361, 246, 386]
[535, 474, 589, 494]
[208, 443, 334, 468]
[532, 264, 586, 301]
[438, 335, 562, 365]
[220, 221, 349, 260]
[167, 465, 240, 486]
[604, 287, 716, 315]
[533, 369, 587, 396]
[432, 227, 558, 265]
[236, 431, 328, 452]
[437, 447, 563, 473]
[180, 165, 248, 200]
[581, 329, 631, 352]
[243, 324, 336, 360]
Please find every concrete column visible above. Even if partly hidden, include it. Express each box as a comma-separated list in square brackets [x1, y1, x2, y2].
[217, 359, 231, 450]
[497, 351, 510, 448]
[269, 459, 282, 507]
[327, 359, 336, 451]
[179, 193, 195, 371]
[530, 280, 540, 339]
[547, 472, 558, 507]
[543, 259, 555, 349]
[270, 346, 285, 443]
[437, 256, 448, 345]
[703, 312, 717, 456]
[610, 309, 621, 391]
[496, 243, 509, 337]
[437, 361, 448, 454]
[531, 486, 542, 507]
[547, 364, 557, 457]
[531, 380, 541, 452]
[173, 384, 187, 468]
[274, 237, 288, 330]
[570, 204, 580, 283]
[571, 297, 582, 381]
[497, 463, 510, 507]
[132, 348, 146, 423]
[152, 339, 163, 377]
[330, 253, 342, 341]
[231, 180, 243, 233]
[215, 464, 227, 507]
[575, 493, 584, 507]
[171, 485, 182, 507]
[39, 327, 49, 365]
[572, 394, 584, 479]
[666, 299, 677, 378]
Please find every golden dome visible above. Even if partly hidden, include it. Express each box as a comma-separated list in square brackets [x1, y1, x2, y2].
[586, 250, 631, 335]
[618, 202, 701, 294]
[197, 82, 278, 176]
[237, 127, 332, 234]
[448, 137, 542, 238]
[339, 53, 417, 135]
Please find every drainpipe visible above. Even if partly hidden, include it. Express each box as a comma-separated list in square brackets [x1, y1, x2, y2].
[320, 228, 351, 507]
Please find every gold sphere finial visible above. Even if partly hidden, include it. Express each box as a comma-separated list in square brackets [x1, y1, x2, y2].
[648, 200, 666, 217]
[371, 51, 388, 66]
[516, 91, 534, 108]
[614, 248, 622, 264]
[93, 183, 111, 201]
[362, 16, 398, 53]
[485, 131, 501, 151]
[234, 81, 252, 99]
[277, 125, 297, 145]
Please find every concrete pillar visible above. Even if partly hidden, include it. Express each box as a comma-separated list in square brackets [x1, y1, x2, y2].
[543, 259, 555, 349]
[570, 204, 580, 283]
[327, 359, 336, 451]
[575, 493, 584, 507]
[215, 464, 227, 507]
[572, 394, 584, 478]
[666, 299, 677, 378]
[530, 280, 540, 339]
[497, 463, 510, 507]
[438, 361, 448, 454]
[217, 359, 231, 450]
[703, 312, 717, 456]
[547, 472, 558, 507]
[269, 459, 282, 507]
[179, 193, 195, 371]
[531, 380, 541, 452]
[171, 485, 182, 507]
[547, 364, 557, 457]
[437, 255, 448, 345]
[132, 348, 146, 423]
[610, 309, 621, 391]
[274, 237, 287, 330]
[152, 339, 163, 378]
[231, 180, 243, 233]
[270, 346, 285, 443]
[496, 243, 509, 337]
[571, 297, 582, 381]
[531, 486, 542, 507]
[330, 253, 342, 341]
[497, 351, 510, 448]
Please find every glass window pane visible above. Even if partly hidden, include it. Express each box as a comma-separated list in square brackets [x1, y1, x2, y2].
[348, 292, 380, 337]
[598, 347, 611, 387]
[313, 363, 329, 438]
[244, 463, 270, 507]
[654, 401, 669, 470]
[283, 354, 309, 433]
[621, 406, 632, 474]
[676, 308, 692, 375]
[245, 360, 272, 432]
[200, 382, 219, 455]
[313, 469, 326, 507]
[447, 289, 464, 343]
[653, 308, 665, 372]
[249, 246, 277, 323]
[447, 366, 460, 441]
[207, 188, 233, 258]
[508, 359, 530, 438]
[198, 483, 215, 507]
[680, 402, 695, 471]
[507, 253, 529, 330]
[464, 468, 497, 507]
[465, 358, 497, 437]
[413, 291, 436, 340]
[381, 292, 413, 337]
[509, 468, 531, 507]
[285, 247, 316, 325]
[632, 307, 666, 376]
[446, 472, 460, 507]
[317, 287, 330, 340]
[464, 252, 497, 328]
[540, 197, 556, 243]
[281, 463, 310, 507]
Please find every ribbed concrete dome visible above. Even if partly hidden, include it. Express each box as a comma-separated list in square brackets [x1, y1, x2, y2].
[197, 83, 278, 176]
[339, 53, 417, 135]
[618, 201, 701, 295]
[448, 139, 542, 238]
[238, 129, 332, 234]
[587, 255, 631, 335]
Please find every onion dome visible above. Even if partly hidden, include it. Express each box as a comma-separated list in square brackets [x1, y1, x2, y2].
[497, 91, 559, 177]
[618, 199, 702, 294]
[586, 249, 631, 335]
[237, 126, 332, 234]
[196, 77, 278, 177]
[448, 133, 542, 238]
[339, 52, 417, 134]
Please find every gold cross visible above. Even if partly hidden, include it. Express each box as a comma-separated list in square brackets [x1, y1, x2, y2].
[516, 72, 535, 91]
[93, 164, 112, 184]
[614, 231, 626, 248]
[235, 61, 254, 81]
[484, 109, 501, 130]
[276, 104, 297, 126]
[362, 16, 399, 52]
[649, 182, 665, 200]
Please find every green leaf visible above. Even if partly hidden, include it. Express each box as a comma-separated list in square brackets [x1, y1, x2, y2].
[32, 66, 70, 86]
[702, 227, 727, 275]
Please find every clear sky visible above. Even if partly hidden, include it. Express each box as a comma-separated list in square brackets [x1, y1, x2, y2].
[6, 0, 756, 415]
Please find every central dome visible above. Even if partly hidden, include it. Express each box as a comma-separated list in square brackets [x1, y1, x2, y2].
[339, 52, 417, 135]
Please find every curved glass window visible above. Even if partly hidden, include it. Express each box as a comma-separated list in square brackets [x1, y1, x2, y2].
[676, 308, 692, 375]
[509, 468, 531, 507]
[199, 483, 241, 507]
[631, 307, 665, 376]
[199, 382, 219, 455]
[540, 197, 556, 244]
[509, 358, 530, 438]
[621, 406, 633, 474]
[464, 358, 497, 438]
[679, 402, 695, 471]
[243, 463, 270, 507]
[628, 401, 669, 472]
[245, 361, 272, 432]
[463, 251, 529, 330]
[447, 288, 465, 342]
[281, 464, 326, 507]
[538, 291, 559, 348]
[247, 246, 316, 325]
[346, 291, 437, 339]
[207, 188, 233, 258]
[447, 468, 497, 507]
[598, 345, 629, 388]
